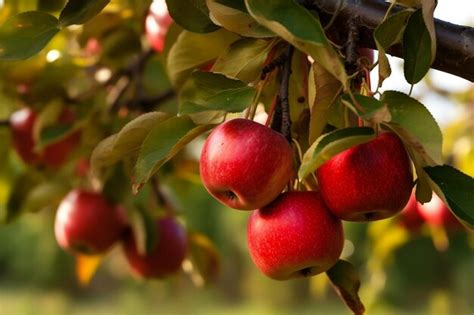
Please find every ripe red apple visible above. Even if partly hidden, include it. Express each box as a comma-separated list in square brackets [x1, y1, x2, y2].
[316, 132, 413, 221]
[398, 193, 425, 231]
[10, 107, 41, 165]
[10, 107, 81, 168]
[247, 191, 344, 280]
[145, 0, 173, 53]
[418, 193, 463, 230]
[200, 118, 294, 210]
[122, 217, 187, 278]
[55, 189, 128, 255]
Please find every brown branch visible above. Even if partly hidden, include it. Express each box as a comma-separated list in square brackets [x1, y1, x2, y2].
[310, 0, 474, 82]
[124, 90, 175, 112]
[279, 45, 294, 142]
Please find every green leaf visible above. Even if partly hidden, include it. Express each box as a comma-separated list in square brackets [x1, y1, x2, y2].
[326, 260, 365, 315]
[212, 38, 275, 83]
[299, 127, 375, 180]
[39, 124, 76, 147]
[308, 62, 342, 144]
[207, 0, 273, 38]
[5, 172, 43, 223]
[167, 29, 240, 89]
[22, 180, 70, 214]
[128, 205, 158, 255]
[340, 94, 390, 122]
[381, 90, 442, 165]
[101, 164, 130, 205]
[373, 9, 413, 87]
[424, 165, 474, 230]
[166, 0, 219, 33]
[187, 231, 220, 286]
[403, 9, 432, 84]
[245, 0, 347, 88]
[0, 11, 60, 60]
[38, 0, 67, 12]
[179, 71, 256, 114]
[133, 116, 213, 193]
[421, 0, 437, 63]
[59, 0, 110, 26]
[90, 112, 171, 179]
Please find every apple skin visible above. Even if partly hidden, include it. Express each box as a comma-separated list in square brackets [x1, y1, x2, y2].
[316, 132, 413, 221]
[10, 107, 81, 168]
[247, 191, 344, 280]
[200, 118, 294, 210]
[122, 217, 187, 278]
[145, 0, 173, 53]
[418, 193, 463, 230]
[398, 193, 425, 231]
[10, 108, 41, 165]
[55, 190, 128, 255]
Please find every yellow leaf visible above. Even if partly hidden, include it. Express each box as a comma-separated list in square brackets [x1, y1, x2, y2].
[75, 254, 103, 287]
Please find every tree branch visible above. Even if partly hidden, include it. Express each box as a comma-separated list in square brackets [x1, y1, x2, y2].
[310, 0, 474, 82]
[280, 45, 294, 142]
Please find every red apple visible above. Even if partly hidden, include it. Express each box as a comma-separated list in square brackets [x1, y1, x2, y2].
[398, 193, 424, 231]
[316, 131, 413, 221]
[247, 191, 344, 280]
[10, 107, 81, 168]
[418, 193, 463, 230]
[10, 108, 41, 165]
[145, 0, 173, 53]
[122, 217, 187, 278]
[200, 118, 294, 210]
[55, 189, 128, 255]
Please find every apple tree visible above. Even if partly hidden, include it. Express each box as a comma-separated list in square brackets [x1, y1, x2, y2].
[0, 0, 473, 314]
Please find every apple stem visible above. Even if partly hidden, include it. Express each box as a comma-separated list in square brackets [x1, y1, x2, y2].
[265, 95, 279, 127]
[279, 45, 294, 143]
[261, 49, 289, 80]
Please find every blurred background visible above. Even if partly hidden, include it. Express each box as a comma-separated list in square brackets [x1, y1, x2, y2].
[0, 0, 473, 314]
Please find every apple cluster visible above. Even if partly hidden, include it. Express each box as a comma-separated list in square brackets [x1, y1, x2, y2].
[10, 107, 80, 169]
[54, 189, 187, 280]
[200, 118, 415, 280]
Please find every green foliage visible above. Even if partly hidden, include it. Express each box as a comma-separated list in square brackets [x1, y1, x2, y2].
[0, 1, 472, 314]
[0, 11, 60, 60]
[326, 260, 365, 315]
[245, 0, 348, 88]
[403, 9, 433, 84]
[299, 127, 375, 180]
[166, 0, 219, 33]
[425, 165, 474, 229]
[133, 115, 213, 192]
[373, 9, 413, 87]
[179, 71, 257, 114]
[59, 0, 110, 26]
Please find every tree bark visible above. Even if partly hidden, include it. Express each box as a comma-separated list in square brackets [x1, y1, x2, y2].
[312, 0, 474, 82]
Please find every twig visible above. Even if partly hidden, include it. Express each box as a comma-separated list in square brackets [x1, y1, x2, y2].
[279, 45, 294, 142]
[261, 51, 289, 80]
[150, 176, 175, 216]
[124, 90, 175, 112]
